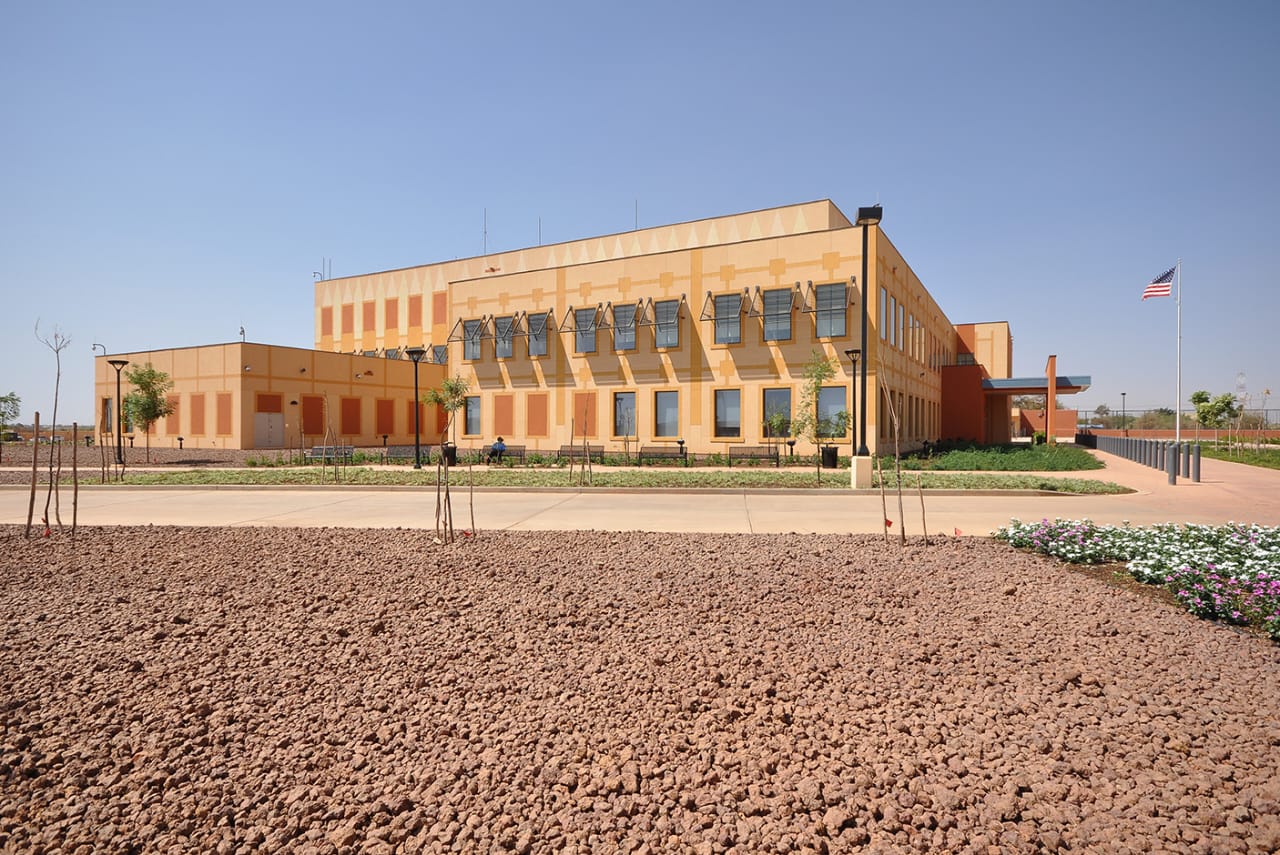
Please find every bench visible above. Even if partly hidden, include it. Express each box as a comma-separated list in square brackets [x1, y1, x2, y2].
[481, 444, 526, 465]
[727, 445, 780, 467]
[637, 444, 687, 465]
[304, 445, 355, 464]
[557, 444, 605, 463]
[384, 445, 429, 465]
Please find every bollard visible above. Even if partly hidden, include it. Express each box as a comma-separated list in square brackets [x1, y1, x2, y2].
[1167, 443, 1178, 485]
[1191, 444, 1201, 483]
[1181, 442, 1190, 478]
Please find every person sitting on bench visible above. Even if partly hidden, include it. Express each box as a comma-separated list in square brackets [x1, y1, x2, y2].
[486, 436, 507, 464]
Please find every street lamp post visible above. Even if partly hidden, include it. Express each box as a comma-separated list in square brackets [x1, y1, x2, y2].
[855, 205, 882, 456]
[405, 347, 426, 469]
[844, 348, 861, 488]
[1121, 392, 1127, 438]
[107, 359, 129, 464]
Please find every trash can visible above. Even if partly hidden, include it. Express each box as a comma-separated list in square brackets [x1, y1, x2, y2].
[821, 446, 838, 469]
[443, 443, 457, 466]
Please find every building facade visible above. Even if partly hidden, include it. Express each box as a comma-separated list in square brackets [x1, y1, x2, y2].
[98, 200, 1058, 453]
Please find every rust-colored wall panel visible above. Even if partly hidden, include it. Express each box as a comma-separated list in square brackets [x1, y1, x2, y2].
[362, 301, 375, 332]
[432, 292, 447, 325]
[302, 396, 324, 435]
[494, 394, 514, 436]
[571, 391, 598, 437]
[406, 400, 426, 436]
[321, 307, 333, 337]
[257, 394, 283, 414]
[341, 304, 354, 336]
[409, 295, 423, 329]
[165, 396, 180, 435]
[216, 393, 232, 436]
[375, 399, 394, 436]
[385, 298, 399, 331]
[340, 397, 361, 435]
[527, 394, 548, 437]
[190, 394, 205, 436]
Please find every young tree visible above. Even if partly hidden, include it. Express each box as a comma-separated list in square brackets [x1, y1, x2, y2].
[424, 375, 470, 543]
[793, 350, 849, 485]
[122, 364, 175, 463]
[36, 323, 70, 529]
[1190, 390, 1238, 446]
[0, 392, 18, 464]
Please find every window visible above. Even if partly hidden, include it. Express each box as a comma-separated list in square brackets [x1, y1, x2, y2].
[817, 386, 847, 438]
[654, 299, 680, 348]
[575, 308, 597, 354]
[655, 391, 679, 437]
[714, 389, 741, 438]
[763, 288, 792, 342]
[879, 287, 887, 339]
[432, 345, 448, 364]
[528, 313, 548, 357]
[815, 283, 846, 338]
[463, 319, 482, 360]
[763, 388, 792, 438]
[613, 392, 636, 437]
[714, 294, 741, 344]
[464, 396, 481, 435]
[613, 304, 636, 351]
[494, 315, 514, 359]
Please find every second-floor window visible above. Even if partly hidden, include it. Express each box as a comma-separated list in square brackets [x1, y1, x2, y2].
[463, 320, 482, 360]
[714, 294, 741, 344]
[575, 308, 597, 354]
[763, 288, 792, 342]
[528, 313, 548, 357]
[613, 304, 636, 351]
[815, 283, 846, 337]
[654, 299, 679, 348]
[494, 315, 514, 359]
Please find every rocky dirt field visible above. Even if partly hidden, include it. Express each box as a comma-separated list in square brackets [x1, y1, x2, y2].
[3, 526, 1279, 854]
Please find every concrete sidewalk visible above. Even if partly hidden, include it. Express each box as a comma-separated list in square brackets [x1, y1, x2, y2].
[3, 452, 1277, 535]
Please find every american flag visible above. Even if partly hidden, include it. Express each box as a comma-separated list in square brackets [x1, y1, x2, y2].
[1142, 266, 1175, 300]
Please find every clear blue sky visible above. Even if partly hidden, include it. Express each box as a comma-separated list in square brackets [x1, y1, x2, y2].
[3, 1, 1277, 425]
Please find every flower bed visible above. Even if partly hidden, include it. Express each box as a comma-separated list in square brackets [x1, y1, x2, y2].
[994, 519, 1280, 640]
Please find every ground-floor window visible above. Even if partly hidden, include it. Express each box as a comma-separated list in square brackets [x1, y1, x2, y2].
[654, 391, 678, 437]
[817, 386, 847, 438]
[714, 389, 741, 437]
[464, 396, 481, 435]
[614, 391, 636, 437]
[762, 388, 791, 437]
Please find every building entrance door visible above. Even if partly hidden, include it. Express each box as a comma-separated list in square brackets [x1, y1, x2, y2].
[254, 413, 284, 448]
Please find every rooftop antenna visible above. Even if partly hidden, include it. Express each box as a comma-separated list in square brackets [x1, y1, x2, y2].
[240, 325, 246, 342]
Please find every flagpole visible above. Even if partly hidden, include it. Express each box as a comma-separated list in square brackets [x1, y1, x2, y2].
[1175, 259, 1182, 443]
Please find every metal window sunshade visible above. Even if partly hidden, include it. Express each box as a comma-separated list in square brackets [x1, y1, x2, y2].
[699, 289, 749, 321]
[800, 277, 856, 313]
[558, 304, 609, 332]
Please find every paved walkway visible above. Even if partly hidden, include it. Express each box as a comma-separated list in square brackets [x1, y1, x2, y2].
[2, 453, 1277, 535]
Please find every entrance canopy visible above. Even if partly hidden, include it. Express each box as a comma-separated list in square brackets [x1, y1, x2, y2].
[982, 376, 1091, 396]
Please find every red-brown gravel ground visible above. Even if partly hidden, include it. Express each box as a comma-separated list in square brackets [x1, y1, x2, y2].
[3, 526, 1279, 854]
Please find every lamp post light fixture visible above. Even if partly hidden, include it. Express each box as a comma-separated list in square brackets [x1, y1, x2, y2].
[107, 358, 129, 464]
[405, 347, 426, 469]
[855, 205, 882, 456]
[844, 348, 861, 488]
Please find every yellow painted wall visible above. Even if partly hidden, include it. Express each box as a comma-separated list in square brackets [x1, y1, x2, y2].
[95, 343, 445, 450]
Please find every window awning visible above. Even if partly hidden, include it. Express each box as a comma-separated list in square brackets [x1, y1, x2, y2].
[799, 278, 855, 313]
[699, 289, 748, 321]
[446, 316, 494, 343]
[636, 294, 687, 326]
[558, 304, 607, 332]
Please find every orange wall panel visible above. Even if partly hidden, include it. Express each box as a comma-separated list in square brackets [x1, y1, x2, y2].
[494, 394, 513, 436]
[340, 397, 361, 435]
[385, 298, 399, 331]
[409, 295, 423, 329]
[257, 393, 283, 414]
[321, 307, 333, 337]
[302, 396, 324, 435]
[216, 393, 232, 436]
[341, 304, 354, 336]
[527, 393, 548, 437]
[432, 292, 447, 326]
[191, 394, 206, 436]
[376, 399, 394, 436]
[165, 395, 180, 435]
[571, 391, 598, 437]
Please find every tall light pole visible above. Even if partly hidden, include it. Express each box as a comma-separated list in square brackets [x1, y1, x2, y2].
[107, 359, 129, 464]
[405, 347, 426, 469]
[845, 348, 860, 488]
[855, 205, 881, 456]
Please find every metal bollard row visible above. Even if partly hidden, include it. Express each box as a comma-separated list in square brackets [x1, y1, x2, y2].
[1093, 435, 1200, 484]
